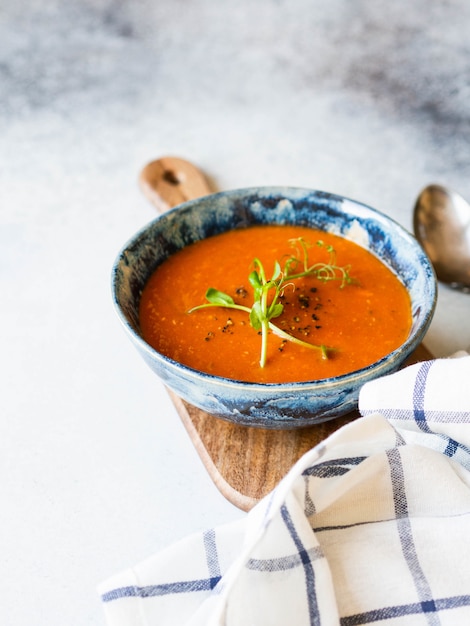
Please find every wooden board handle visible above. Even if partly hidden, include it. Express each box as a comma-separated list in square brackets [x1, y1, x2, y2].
[139, 156, 212, 213]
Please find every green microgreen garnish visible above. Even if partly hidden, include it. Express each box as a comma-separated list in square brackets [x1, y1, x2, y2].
[188, 238, 355, 368]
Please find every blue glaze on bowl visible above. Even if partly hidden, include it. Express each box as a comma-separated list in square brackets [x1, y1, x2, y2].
[111, 187, 437, 429]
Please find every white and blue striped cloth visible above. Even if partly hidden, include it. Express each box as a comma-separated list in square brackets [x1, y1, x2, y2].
[99, 353, 470, 625]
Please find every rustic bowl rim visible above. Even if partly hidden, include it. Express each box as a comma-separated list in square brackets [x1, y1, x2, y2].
[111, 185, 437, 391]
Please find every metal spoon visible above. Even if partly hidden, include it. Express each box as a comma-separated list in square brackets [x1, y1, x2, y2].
[413, 184, 470, 292]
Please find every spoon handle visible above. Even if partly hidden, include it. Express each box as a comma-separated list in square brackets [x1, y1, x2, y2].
[139, 156, 213, 213]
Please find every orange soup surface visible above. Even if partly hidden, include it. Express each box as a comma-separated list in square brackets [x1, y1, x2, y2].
[139, 224, 412, 383]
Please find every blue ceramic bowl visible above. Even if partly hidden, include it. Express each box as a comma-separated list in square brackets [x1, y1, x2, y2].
[112, 187, 436, 429]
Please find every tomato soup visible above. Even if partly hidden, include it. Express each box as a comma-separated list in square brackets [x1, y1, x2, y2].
[139, 224, 412, 383]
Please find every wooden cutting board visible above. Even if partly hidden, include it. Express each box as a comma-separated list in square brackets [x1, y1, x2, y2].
[139, 157, 434, 511]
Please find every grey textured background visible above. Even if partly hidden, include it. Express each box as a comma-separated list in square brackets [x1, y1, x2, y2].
[2, 2, 470, 625]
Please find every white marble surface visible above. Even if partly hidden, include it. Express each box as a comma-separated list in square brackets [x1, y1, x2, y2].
[2, 1, 470, 624]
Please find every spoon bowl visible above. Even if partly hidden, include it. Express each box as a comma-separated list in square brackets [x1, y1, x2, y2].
[413, 184, 470, 291]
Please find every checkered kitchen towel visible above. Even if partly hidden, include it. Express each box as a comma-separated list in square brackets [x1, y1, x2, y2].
[99, 353, 470, 625]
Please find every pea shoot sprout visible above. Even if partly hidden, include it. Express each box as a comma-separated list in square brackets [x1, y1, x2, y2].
[188, 238, 355, 368]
